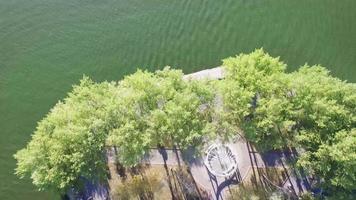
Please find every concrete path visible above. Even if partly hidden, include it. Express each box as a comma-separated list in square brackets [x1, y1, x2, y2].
[142, 148, 184, 166]
[107, 140, 309, 199]
[183, 67, 224, 80]
[185, 137, 258, 200]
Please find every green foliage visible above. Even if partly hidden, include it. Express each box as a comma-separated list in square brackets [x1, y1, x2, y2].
[298, 129, 356, 196]
[221, 48, 287, 125]
[290, 66, 356, 196]
[107, 67, 214, 166]
[15, 68, 215, 190]
[221, 49, 295, 150]
[291, 66, 356, 149]
[220, 49, 356, 195]
[14, 77, 117, 191]
[15, 49, 355, 197]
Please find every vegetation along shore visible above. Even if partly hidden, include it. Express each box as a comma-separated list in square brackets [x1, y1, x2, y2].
[15, 49, 356, 199]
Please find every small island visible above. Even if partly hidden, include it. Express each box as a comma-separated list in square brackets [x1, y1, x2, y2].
[14, 49, 356, 200]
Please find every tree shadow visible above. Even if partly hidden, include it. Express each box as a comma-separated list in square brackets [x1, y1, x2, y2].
[288, 148, 312, 191]
[70, 177, 110, 200]
[220, 168, 242, 199]
[158, 145, 168, 162]
[159, 146, 177, 200]
[205, 165, 242, 200]
[260, 150, 284, 167]
[186, 167, 210, 199]
[171, 169, 184, 199]
[246, 142, 263, 188]
[173, 145, 182, 168]
[206, 168, 219, 199]
[259, 148, 312, 197]
[181, 146, 204, 167]
[110, 147, 127, 179]
[260, 148, 311, 195]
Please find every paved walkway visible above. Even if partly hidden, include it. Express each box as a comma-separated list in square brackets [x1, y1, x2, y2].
[107, 139, 309, 199]
[110, 136, 262, 200]
[142, 148, 184, 166]
[183, 67, 224, 80]
[187, 139, 248, 200]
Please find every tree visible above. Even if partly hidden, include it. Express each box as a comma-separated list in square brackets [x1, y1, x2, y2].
[220, 49, 296, 150]
[298, 129, 356, 199]
[290, 66, 356, 196]
[14, 77, 117, 191]
[291, 66, 356, 150]
[107, 67, 215, 166]
[15, 67, 215, 191]
[220, 49, 356, 196]
[15, 50, 355, 197]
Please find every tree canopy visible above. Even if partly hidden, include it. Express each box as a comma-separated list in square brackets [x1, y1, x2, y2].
[15, 50, 355, 196]
[14, 77, 117, 191]
[15, 68, 215, 190]
[220, 49, 295, 150]
[107, 68, 215, 166]
[298, 129, 356, 198]
[220, 49, 356, 196]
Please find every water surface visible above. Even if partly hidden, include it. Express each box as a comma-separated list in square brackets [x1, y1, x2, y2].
[1, 0, 355, 199]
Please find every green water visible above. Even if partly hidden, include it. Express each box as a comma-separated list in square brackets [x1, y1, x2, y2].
[1, 0, 355, 199]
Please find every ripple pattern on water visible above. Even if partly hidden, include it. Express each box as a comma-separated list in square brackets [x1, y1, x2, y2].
[1, 0, 356, 199]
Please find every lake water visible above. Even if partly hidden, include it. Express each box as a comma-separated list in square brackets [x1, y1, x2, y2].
[0, 0, 355, 199]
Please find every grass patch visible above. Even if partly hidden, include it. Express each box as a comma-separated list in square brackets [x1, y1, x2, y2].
[227, 167, 291, 200]
[109, 164, 171, 200]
